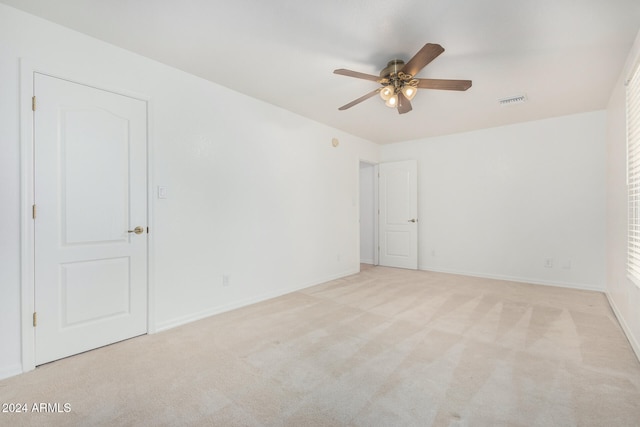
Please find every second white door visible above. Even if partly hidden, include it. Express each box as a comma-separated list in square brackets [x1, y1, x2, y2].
[379, 160, 418, 269]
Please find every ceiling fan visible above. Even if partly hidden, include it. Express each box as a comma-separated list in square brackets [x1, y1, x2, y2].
[334, 43, 472, 114]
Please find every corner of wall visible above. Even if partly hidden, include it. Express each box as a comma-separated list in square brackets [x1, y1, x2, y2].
[606, 292, 640, 362]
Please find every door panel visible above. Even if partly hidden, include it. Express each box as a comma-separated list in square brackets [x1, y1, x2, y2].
[61, 108, 130, 245]
[379, 160, 418, 269]
[34, 73, 148, 365]
[385, 231, 411, 257]
[60, 257, 131, 326]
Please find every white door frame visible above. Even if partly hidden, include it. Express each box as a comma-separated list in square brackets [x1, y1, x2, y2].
[373, 163, 379, 266]
[19, 59, 155, 373]
[358, 159, 379, 268]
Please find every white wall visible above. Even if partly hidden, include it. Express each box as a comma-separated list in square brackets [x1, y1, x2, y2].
[1, 2, 628, 381]
[606, 29, 640, 359]
[359, 163, 376, 264]
[0, 4, 379, 379]
[380, 111, 607, 290]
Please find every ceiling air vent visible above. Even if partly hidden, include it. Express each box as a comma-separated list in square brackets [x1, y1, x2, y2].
[498, 94, 527, 106]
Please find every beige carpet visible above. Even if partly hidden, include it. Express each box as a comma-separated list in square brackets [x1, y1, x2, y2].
[1, 266, 639, 426]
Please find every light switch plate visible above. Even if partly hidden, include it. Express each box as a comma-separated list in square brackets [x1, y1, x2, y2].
[158, 186, 168, 199]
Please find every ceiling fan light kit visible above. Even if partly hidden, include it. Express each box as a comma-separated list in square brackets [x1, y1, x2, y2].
[334, 43, 472, 115]
[402, 85, 417, 100]
[379, 85, 394, 101]
[377, 60, 419, 109]
[378, 59, 418, 108]
[385, 96, 398, 108]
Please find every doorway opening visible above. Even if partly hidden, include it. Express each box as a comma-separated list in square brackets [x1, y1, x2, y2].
[359, 161, 378, 268]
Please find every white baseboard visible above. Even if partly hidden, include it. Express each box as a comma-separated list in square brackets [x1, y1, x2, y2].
[0, 364, 23, 381]
[155, 267, 359, 333]
[360, 258, 374, 265]
[606, 293, 640, 363]
[418, 265, 604, 292]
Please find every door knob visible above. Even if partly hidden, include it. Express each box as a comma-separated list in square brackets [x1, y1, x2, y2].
[408, 219, 417, 223]
[128, 226, 145, 235]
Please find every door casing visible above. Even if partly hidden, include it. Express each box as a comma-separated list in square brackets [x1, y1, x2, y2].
[358, 159, 418, 271]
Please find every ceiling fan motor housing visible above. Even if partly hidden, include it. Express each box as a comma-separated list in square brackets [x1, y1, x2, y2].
[380, 59, 406, 78]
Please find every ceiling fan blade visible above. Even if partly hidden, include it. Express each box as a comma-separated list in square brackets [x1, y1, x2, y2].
[401, 43, 445, 77]
[334, 68, 381, 82]
[397, 92, 412, 114]
[416, 78, 472, 91]
[338, 88, 381, 110]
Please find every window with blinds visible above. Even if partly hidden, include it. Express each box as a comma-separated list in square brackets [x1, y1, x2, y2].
[627, 61, 640, 283]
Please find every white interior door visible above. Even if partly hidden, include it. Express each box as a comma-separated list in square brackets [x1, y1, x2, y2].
[34, 73, 148, 365]
[379, 160, 418, 269]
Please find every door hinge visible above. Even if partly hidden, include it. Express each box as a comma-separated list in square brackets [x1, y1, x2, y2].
[32, 204, 37, 219]
[33, 312, 37, 327]
[32, 96, 36, 111]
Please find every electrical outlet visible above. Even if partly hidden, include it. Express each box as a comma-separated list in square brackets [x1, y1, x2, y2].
[544, 258, 554, 268]
[222, 275, 230, 287]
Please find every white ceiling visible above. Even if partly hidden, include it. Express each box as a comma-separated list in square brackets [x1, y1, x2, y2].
[3, 0, 640, 144]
